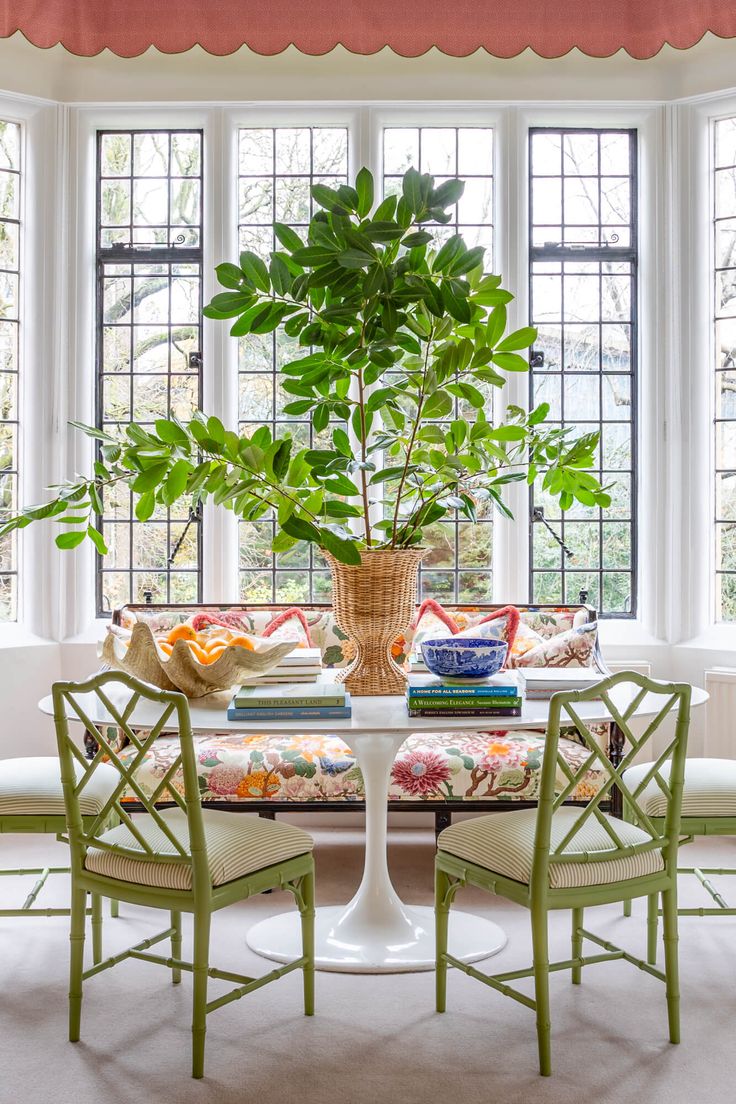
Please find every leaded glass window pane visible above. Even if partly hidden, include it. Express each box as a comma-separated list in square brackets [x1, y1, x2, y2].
[383, 125, 495, 602]
[237, 125, 349, 604]
[714, 116, 736, 620]
[96, 130, 203, 614]
[0, 119, 20, 621]
[529, 128, 637, 617]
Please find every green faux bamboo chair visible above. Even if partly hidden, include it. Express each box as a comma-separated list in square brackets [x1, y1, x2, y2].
[622, 758, 736, 962]
[0, 756, 120, 961]
[435, 671, 692, 1077]
[52, 670, 316, 1080]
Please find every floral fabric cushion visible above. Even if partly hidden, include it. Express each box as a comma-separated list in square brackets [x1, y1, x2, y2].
[514, 621, 599, 668]
[117, 603, 593, 672]
[117, 727, 606, 805]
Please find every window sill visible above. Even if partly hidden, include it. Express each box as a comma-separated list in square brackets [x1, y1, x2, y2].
[597, 620, 665, 650]
[0, 623, 56, 649]
[678, 626, 736, 654]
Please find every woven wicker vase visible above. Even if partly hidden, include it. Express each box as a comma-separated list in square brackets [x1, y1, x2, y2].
[326, 546, 425, 697]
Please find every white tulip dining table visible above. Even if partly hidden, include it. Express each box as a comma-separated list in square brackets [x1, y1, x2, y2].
[40, 678, 708, 974]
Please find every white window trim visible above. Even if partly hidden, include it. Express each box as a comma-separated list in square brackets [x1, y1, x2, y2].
[679, 91, 736, 649]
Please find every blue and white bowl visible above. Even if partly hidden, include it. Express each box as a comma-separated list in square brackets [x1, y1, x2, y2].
[420, 637, 508, 680]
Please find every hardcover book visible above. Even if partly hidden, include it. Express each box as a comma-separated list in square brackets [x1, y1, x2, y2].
[234, 683, 346, 709]
[406, 695, 522, 710]
[227, 695, 352, 722]
[407, 706, 522, 719]
[407, 674, 518, 697]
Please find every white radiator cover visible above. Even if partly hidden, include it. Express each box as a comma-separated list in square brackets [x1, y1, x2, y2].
[606, 660, 653, 677]
[703, 668, 736, 759]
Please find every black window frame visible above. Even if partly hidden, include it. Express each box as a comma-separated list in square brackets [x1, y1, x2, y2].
[94, 127, 204, 617]
[527, 125, 639, 619]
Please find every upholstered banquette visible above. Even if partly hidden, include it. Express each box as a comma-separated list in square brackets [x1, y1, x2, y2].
[108, 601, 612, 834]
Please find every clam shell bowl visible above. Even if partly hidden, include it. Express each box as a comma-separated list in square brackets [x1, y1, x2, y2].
[101, 621, 295, 698]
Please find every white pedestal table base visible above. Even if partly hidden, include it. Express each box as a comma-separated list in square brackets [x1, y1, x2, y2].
[246, 904, 506, 974]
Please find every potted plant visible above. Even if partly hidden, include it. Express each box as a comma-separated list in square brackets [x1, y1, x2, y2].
[1, 167, 608, 694]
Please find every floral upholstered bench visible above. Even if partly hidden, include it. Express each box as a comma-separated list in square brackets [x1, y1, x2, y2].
[109, 600, 614, 835]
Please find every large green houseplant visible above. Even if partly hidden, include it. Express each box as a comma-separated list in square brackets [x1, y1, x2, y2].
[2, 167, 608, 693]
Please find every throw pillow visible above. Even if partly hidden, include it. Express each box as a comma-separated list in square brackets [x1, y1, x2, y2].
[407, 600, 521, 668]
[453, 605, 521, 654]
[409, 599, 458, 648]
[513, 621, 599, 668]
[262, 607, 313, 647]
[189, 609, 254, 633]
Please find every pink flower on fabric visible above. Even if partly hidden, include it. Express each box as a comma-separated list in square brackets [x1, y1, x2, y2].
[391, 750, 451, 796]
[206, 763, 245, 795]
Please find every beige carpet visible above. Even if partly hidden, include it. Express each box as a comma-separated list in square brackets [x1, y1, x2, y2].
[1, 827, 736, 1104]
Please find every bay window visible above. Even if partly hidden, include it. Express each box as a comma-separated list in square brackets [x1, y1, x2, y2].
[87, 109, 643, 621]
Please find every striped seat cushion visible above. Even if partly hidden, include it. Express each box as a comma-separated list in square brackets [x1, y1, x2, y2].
[624, 758, 736, 818]
[438, 807, 664, 889]
[0, 757, 118, 818]
[84, 808, 313, 890]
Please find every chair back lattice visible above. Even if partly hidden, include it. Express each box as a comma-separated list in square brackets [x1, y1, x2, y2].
[52, 671, 209, 895]
[534, 671, 692, 889]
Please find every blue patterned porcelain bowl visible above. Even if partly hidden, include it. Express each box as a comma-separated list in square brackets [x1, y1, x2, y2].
[420, 637, 508, 680]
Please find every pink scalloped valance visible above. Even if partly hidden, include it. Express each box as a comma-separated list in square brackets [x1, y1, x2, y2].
[1, 1, 736, 60]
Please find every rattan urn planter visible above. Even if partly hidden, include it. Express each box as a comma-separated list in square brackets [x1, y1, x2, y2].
[326, 546, 425, 697]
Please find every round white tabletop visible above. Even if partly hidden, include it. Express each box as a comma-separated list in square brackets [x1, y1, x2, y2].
[40, 680, 708, 974]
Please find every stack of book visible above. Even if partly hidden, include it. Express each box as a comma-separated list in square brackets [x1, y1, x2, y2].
[239, 647, 323, 686]
[519, 668, 603, 700]
[405, 673, 522, 718]
[227, 681, 351, 721]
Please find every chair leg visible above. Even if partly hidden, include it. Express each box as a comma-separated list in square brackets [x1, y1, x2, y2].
[299, 869, 315, 1016]
[171, 911, 182, 985]
[191, 911, 211, 1079]
[69, 884, 86, 1043]
[662, 887, 681, 1045]
[434, 810, 451, 842]
[647, 892, 659, 965]
[110, 899, 119, 919]
[622, 803, 632, 917]
[571, 907, 583, 984]
[435, 867, 451, 1014]
[91, 894, 103, 965]
[531, 903, 552, 1077]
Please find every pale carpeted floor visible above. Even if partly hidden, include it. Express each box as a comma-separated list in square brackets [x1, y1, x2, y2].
[1, 827, 736, 1104]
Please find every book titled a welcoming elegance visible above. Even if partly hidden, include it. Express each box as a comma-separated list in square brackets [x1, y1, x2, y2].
[407, 695, 522, 711]
[234, 682, 346, 709]
[227, 693, 352, 721]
